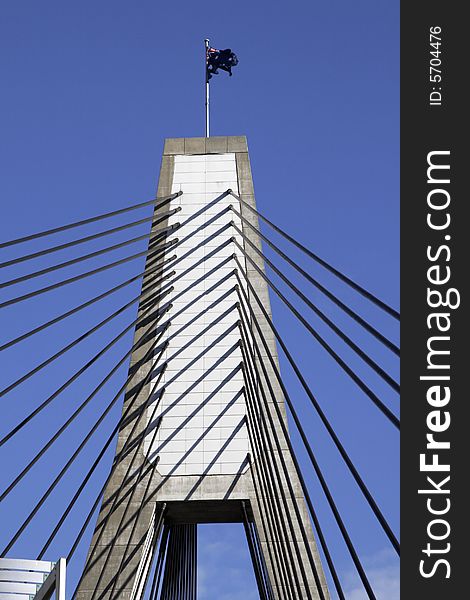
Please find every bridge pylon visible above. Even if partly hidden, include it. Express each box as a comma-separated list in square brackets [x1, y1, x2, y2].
[76, 136, 330, 600]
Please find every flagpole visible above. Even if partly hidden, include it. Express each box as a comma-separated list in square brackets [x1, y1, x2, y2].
[204, 38, 210, 137]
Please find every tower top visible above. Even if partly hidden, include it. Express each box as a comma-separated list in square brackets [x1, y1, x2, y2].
[163, 135, 248, 156]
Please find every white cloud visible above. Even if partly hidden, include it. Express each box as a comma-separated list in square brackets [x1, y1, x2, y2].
[342, 548, 400, 600]
[197, 528, 259, 600]
[196, 527, 400, 600]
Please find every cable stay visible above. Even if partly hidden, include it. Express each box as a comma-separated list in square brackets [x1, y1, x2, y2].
[0, 269, 174, 399]
[147, 524, 170, 600]
[65, 346, 168, 568]
[0, 303, 171, 501]
[227, 189, 399, 320]
[1, 317, 170, 557]
[84, 398, 166, 600]
[0, 235, 178, 310]
[150, 524, 197, 600]
[233, 253, 399, 429]
[241, 354, 338, 600]
[241, 354, 326, 600]
[244, 505, 275, 600]
[0, 253, 177, 353]
[0, 282, 173, 448]
[251, 436, 300, 597]
[37, 349, 169, 559]
[0, 206, 231, 312]
[104, 398, 167, 600]
[246, 444, 298, 599]
[0, 208, 181, 270]
[0, 225, 178, 296]
[229, 204, 399, 356]
[0, 186, 400, 600]
[68, 270, 242, 594]
[236, 277, 399, 554]
[0, 225, 177, 290]
[237, 307, 377, 599]
[0, 191, 182, 250]
[231, 229, 399, 394]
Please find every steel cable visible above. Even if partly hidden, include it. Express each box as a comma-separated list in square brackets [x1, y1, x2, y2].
[0, 191, 182, 250]
[0, 235, 179, 310]
[234, 271, 400, 554]
[93, 393, 168, 600]
[241, 347, 324, 600]
[69, 358, 171, 592]
[0, 208, 181, 270]
[0, 317, 170, 556]
[0, 272, 174, 399]
[37, 353, 169, 559]
[237, 289, 378, 599]
[227, 189, 399, 320]
[0, 302, 171, 503]
[233, 253, 400, 430]
[229, 207, 399, 356]
[148, 524, 170, 600]
[0, 281, 173, 448]
[238, 313, 345, 600]
[241, 501, 271, 600]
[231, 229, 399, 393]
[0, 254, 176, 352]
[0, 224, 178, 290]
[65, 327, 172, 568]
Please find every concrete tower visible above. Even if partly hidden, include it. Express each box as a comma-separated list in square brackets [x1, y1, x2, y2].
[76, 136, 330, 600]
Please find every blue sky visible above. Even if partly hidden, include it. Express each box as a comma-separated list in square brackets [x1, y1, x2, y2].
[0, 1, 399, 598]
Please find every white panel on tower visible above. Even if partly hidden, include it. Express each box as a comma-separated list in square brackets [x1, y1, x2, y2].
[144, 153, 249, 476]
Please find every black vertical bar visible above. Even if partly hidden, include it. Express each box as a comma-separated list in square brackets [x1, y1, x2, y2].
[186, 525, 190, 599]
[169, 525, 178, 600]
[180, 525, 188, 600]
[240, 345, 321, 600]
[241, 358, 309, 598]
[161, 525, 175, 600]
[241, 502, 269, 600]
[251, 521, 275, 600]
[238, 310, 327, 597]
[237, 297, 346, 599]
[180, 525, 185, 599]
[126, 505, 166, 600]
[103, 401, 167, 599]
[174, 525, 180, 600]
[241, 359, 302, 598]
[150, 524, 170, 600]
[247, 445, 294, 600]
[236, 275, 373, 598]
[192, 524, 197, 600]
[401, 2, 465, 598]
[183, 525, 188, 599]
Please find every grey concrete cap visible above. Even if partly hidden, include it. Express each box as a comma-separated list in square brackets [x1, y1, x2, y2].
[163, 136, 248, 156]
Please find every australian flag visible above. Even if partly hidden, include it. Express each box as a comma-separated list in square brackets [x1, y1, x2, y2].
[206, 46, 239, 82]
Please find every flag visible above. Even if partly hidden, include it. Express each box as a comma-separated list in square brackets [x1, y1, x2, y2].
[206, 47, 239, 81]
